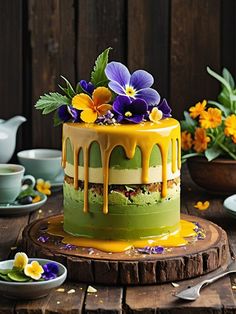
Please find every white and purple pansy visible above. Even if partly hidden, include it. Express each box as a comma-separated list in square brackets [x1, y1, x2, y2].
[105, 62, 160, 106]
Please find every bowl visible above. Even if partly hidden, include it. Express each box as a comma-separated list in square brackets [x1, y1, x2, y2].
[0, 258, 67, 299]
[187, 157, 236, 194]
[17, 149, 62, 181]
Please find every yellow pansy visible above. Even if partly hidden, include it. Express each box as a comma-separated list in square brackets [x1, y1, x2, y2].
[194, 201, 210, 211]
[72, 87, 112, 123]
[149, 107, 163, 123]
[36, 179, 51, 196]
[13, 252, 28, 270]
[24, 261, 44, 280]
[189, 100, 207, 119]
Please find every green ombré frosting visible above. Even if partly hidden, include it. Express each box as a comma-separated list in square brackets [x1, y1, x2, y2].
[65, 138, 173, 169]
[63, 182, 180, 240]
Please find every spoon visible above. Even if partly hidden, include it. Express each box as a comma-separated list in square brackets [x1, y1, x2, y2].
[175, 261, 236, 301]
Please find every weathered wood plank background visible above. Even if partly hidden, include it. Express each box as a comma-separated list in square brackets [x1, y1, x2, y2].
[0, 0, 234, 150]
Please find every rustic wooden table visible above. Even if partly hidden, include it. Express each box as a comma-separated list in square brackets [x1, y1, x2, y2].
[0, 167, 236, 313]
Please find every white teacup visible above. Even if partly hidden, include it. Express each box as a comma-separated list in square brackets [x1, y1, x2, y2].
[0, 164, 35, 204]
[17, 149, 62, 181]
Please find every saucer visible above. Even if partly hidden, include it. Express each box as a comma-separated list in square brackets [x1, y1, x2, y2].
[0, 193, 47, 216]
[223, 194, 236, 218]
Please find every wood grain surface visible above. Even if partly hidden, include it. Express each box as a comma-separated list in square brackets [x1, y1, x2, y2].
[0, 166, 235, 312]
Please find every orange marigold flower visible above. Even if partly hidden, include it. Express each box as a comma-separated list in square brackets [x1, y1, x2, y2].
[194, 201, 210, 211]
[189, 100, 207, 119]
[193, 128, 211, 153]
[232, 133, 236, 144]
[224, 114, 236, 137]
[199, 107, 222, 129]
[72, 87, 112, 123]
[181, 131, 193, 151]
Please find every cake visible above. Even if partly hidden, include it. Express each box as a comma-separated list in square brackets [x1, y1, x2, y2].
[36, 48, 187, 252]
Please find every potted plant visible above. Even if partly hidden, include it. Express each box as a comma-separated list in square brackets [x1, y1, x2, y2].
[181, 67, 236, 194]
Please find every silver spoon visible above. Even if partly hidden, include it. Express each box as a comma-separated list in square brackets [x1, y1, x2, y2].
[175, 261, 236, 301]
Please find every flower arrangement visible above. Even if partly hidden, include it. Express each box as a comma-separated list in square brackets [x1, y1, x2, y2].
[0, 253, 59, 282]
[181, 67, 236, 161]
[35, 48, 171, 125]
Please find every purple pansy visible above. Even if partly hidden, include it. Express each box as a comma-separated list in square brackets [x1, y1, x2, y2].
[80, 80, 95, 95]
[157, 98, 172, 118]
[42, 262, 59, 280]
[113, 96, 148, 123]
[105, 62, 160, 105]
[57, 105, 80, 122]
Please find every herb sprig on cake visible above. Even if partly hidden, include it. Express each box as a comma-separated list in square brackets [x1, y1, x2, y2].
[35, 48, 171, 125]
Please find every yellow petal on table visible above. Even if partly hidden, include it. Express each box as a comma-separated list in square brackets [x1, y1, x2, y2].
[72, 93, 93, 110]
[92, 87, 112, 105]
[194, 201, 210, 211]
[80, 108, 97, 123]
[97, 104, 113, 115]
[13, 252, 28, 270]
[24, 261, 44, 280]
[149, 107, 163, 123]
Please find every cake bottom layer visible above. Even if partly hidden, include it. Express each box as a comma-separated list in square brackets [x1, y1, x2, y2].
[63, 181, 180, 240]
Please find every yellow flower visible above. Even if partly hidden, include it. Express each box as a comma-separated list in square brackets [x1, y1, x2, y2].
[189, 100, 207, 119]
[149, 107, 163, 123]
[193, 128, 211, 153]
[224, 114, 236, 137]
[181, 131, 193, 151]
[199, 108, 222, 129]
[32, 195, 41, 203]
[194, 201, 210, 210]
[36, 179, 51, 196]
[24, 261, 44, 280]
[72, 87, 112, 123]
[13, 252, 28, 270]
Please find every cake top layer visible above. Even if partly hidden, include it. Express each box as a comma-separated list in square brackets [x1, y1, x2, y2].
[35, 48, 173, 127]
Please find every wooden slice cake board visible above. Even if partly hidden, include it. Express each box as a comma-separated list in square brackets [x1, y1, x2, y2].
[22, 214, 230, 285]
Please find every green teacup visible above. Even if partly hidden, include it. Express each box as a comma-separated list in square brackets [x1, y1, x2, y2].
[0, 164, 35, 204]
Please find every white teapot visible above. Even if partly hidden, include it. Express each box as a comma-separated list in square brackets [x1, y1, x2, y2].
[0, 116, 26, 163]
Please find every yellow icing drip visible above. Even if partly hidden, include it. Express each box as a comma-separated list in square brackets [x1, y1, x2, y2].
[47, 217, 198, 253]
[62, 119, 181, 215]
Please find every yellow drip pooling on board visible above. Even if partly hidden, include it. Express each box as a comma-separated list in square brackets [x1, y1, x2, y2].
[47, 217, 197, 253]
[62, 119, 181, 214]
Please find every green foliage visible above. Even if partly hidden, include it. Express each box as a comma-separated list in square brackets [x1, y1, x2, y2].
[59, 76, 76, 99]
[91, 47, 112, 87]
[35, 92, 70, 115]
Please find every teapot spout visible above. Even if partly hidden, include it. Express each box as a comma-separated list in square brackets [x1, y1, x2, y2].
[4, 115, 27, 131]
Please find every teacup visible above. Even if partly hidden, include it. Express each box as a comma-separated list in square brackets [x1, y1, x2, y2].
[0, 164, 35, 204]
[17, 149, 62, 181]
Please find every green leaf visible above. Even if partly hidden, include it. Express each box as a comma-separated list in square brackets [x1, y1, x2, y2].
[76, 82, 83, 94]
[207, 66, 232, 94]
[205, 146, 223, 161]
[53, 110, 64, 126]
[35, 92, 70, 115]
[7, 270, 30, 282]
[223, 68, 235, 89]
[17, 187, 37, 200]
[91, 47, 112, 87]
[218, 88, 231, 108]
[59, 76, 76, 98]
[181, 152, 201, 160]
[207, 100, 231, 116]
[0, 274, 10, 281]
[0, 269, 11, 275]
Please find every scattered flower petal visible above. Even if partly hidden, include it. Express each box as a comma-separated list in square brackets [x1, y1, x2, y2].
[194, 201, 210, 210]
[36, 179, 51, 196]
[171, 282, 180, 287]
[67, 289, 76, 294]
[87, 286, 97, 293]
[149, 107, 163, 123]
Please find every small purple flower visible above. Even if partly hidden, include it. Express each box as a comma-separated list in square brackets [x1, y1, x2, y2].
[42, 262, 59, 280]
[62, 243, 77, 250]
[113, 95, 148, 123]
[97, 110, 117, 125]
[80, 80, 95, 95]
[37, 235, 49, 243]
[138, 246, 164, 254]
[57, 105, 80, 122]
[105, 62, 160, 105]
